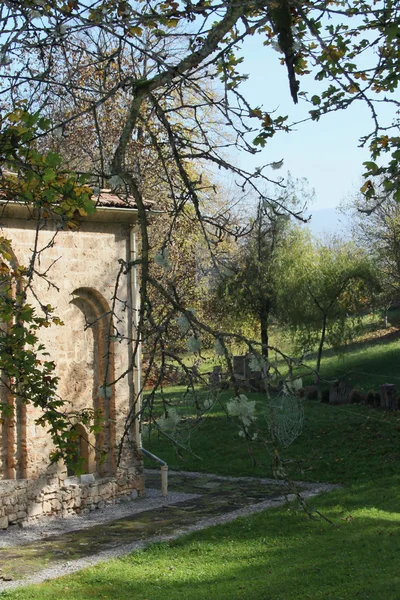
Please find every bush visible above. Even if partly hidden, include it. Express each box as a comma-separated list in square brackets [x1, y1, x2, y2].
[349, 389, 365, 404]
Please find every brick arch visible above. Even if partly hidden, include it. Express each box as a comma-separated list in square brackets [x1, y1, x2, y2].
[69, 288, 116, 475]
[0, 242, 27, 480]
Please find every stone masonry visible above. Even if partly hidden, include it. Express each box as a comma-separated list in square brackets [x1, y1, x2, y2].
[0, 196, 144, 528]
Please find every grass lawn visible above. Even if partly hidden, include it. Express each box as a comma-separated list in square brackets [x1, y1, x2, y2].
[145, 394, 400, 485]
[3, 336, 400, 599]
[302, 334, 400, 393]
[3, 481, 400, 600]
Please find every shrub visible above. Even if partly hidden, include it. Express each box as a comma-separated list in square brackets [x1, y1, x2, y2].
[349, 389, 365, 404]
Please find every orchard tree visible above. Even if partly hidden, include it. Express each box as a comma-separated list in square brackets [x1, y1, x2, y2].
[279, 235, 378, 399]
[215, 178, 311, 358]
[0, 0, 399, 460]
[347, 186, 400, 326]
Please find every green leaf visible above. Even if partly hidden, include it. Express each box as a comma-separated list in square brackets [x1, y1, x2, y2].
[253, 135, 266, 148]
[383, 179, 394, 191]
[43, 168, 56, 182]
[45, 152, 62, 167]
[386, 23, 400, 42]
[363, 161, 379, 175]
[391, 149, 400, 161]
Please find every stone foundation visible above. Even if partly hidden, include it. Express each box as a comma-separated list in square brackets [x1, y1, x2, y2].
[0, 467, 145, 530]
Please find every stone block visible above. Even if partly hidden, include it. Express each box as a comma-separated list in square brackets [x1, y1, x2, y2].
[63, 477, 79, 487]
[50, 499, 61, 511]
[42, 501, 52, 513]
[0, 516, 9, 529]
[80, 474, 95, 485]
[27, 503, 43, 517]
[41, 485, 59, 495]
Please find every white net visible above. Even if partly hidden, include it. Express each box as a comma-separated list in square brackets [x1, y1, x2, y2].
[266, 392, 304, 447]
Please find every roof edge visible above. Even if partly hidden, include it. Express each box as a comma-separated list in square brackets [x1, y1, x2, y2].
[0, 200, 138, 224]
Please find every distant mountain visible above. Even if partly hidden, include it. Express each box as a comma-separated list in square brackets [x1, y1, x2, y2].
[305, 207, 350, 239]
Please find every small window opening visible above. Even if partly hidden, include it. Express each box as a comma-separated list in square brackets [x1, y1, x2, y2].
[67, 424, 89, 476]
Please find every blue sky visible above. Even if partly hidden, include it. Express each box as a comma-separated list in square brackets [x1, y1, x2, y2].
[232, 34, 390, 217]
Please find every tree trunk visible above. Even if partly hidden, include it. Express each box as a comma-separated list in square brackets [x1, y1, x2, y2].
[260, 308, 269, 359]
[380, 384, 398, 410]
[316, 315, 327, 402]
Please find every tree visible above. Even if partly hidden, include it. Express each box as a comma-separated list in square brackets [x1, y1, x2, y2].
[215, 178, 311, 358]
[0, 0, 400, 461]
[347, 186, 400, 326]
[280, 235, 377, 398]
[0, 108, 99, 467]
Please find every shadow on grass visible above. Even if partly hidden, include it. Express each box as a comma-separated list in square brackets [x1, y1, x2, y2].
[301, 333, 400, 392]
[8, 485, 400, 600]
[146, 398, 400, 487]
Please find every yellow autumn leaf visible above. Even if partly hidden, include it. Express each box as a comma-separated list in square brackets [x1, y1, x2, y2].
[360, 180, 373, 194]
[249, 108, 263, 119]
[348, 85, 359, 94]
[128, 26, 143, 36]
[67, 220, 79, 230]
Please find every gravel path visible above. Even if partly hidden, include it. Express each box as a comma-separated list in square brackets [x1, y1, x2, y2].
[0, 472, 338, 592]
[0, 488, 199, 548]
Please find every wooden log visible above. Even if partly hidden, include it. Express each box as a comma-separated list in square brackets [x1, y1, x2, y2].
[233, 356, 245, 376]
[380, 384, 398, 410]
[329, 380, 352, 405]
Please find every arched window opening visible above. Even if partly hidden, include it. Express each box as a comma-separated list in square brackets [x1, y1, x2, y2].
[67, 424, 90, 476]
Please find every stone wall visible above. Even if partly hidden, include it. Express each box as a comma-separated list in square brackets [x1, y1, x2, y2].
[0, 206, 144, 527]
[0, 463, 145, 530]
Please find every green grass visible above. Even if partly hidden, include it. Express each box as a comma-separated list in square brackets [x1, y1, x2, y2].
[173, 314, 400, 392]
[3, 336, 400, 599]
[3, 478, 400, 599]
[309, 335, 400, 392]
[145, 391, 400, 485]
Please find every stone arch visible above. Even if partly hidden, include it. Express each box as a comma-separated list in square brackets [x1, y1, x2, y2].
[0, 241, 27, 480]
[67, 287, 116, 476]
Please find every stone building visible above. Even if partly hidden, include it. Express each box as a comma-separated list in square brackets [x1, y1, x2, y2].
[0, 193, 144, 529]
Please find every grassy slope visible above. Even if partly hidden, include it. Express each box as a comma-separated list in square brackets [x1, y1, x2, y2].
[3, 337, 400, 600]
[304, 333, 400, 392]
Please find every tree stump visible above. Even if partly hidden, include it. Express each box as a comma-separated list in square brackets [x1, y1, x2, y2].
[233, 356, 245, 377]
[329, 380, 352, 404]
[209, 365, 221, 386]
[380, 384, 398, 410]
